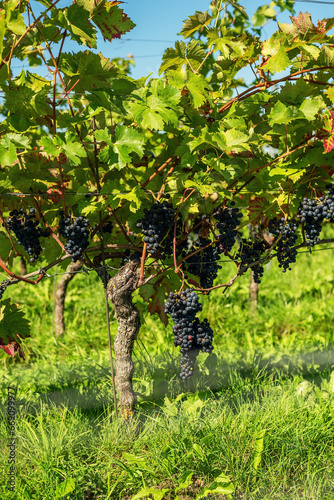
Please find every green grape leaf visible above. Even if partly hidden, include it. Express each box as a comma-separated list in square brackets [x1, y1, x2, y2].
[0, 300, 31, 353]
[166, 70, 210, 108]
[129, 80, 180, 129]
[180, 10, 212, 38]
[207, 27, 247, 58]
[5, 0, 26, 36]
[66, 3, 97, 48]
[299, 96, 325, 121]
[0, 138, 17, 166]
[159, 40, 206, 75]
[55, 51, 118, 92]
[91, 0, 135, 41]
[96, 126, 144, 169]
[268, 101, 304, 126]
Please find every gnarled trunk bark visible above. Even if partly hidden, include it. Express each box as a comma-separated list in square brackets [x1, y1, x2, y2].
[249, 270, 259, 314]
[55, 261, 83, 335]
[106, 261, 140, 420]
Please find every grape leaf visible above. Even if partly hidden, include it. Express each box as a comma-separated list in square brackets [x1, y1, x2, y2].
[180, 10, 212, 38]
[66, 2, 97, 48]
[0, 300, 30, 357]
[91, 0, 135, 41]
[268, 101, 304, 126]
[159, 40, 206, 75]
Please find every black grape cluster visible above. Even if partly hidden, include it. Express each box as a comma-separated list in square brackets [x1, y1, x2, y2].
[0, 281, 8, 300]
[268, 217, 299, 272]
[213, 201, 242, 254]
[297, 198, 324, 247]
[321, 185, 334, 220]
[236, 239, 267, 284]
[136, 200, 176, 256]
[179, 350, 200, 380]
[164, 288, 214, 379]
[297, 185, 334, 246]
[59, 212, 90, 262]
[4, 208, 50, 263]
[183, 237, 221, 291]
[193, 317, 214, 353]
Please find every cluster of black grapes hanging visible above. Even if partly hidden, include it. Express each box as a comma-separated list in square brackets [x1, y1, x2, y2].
[297, 198, 324, 246]
[59, 211, 90, 262]
[164, 288, 213, 379]
[213, 201, 242, 254]
[297, 185, 334, 246]
[4, 208, 50, 263]
[183, 237, 221, 291]
[136, 200, 176, 257]
[268, 217, 299, 272]
[236, 238, 267, 284]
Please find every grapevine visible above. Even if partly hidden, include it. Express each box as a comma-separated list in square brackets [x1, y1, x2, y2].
[3, 208, 50, 263]
[268, 217, 299, 272]
[136, 200, 176, 257]
[59, 212, 90, 263]
[213, 202, 243, 254]
[236, 239, 267, 284]
[164, 288, 214, 379]
[183, 237, 221, 291]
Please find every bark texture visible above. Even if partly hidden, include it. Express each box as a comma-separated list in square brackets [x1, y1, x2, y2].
[20, 257, 27, 276]
[106, 261, 140, 419]
[55, 261, 83, 335]
[249, 270, 259, 313]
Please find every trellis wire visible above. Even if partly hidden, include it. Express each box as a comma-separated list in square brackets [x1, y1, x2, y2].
[2, 246, 334, 283]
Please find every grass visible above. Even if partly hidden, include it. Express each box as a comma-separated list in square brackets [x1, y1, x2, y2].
[1, 235, 334, 499]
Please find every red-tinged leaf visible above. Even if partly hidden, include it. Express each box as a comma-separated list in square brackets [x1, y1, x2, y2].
[147, 286, 168, 326]
[248, 197, 273, 226]
[316, 18, 334, 34]
[323, 135, 334, 154]
[139, 277, 168, 325]
[92, 1, 135, 42]
[187, 278, 201, 288]
[0, 340, 25, 359]
[291, 12, 315, 36]
[318, 112, 334, 153]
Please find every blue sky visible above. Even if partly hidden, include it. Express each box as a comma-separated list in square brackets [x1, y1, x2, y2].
[11, 1, 334, 84]
[104, 0, 334, 81]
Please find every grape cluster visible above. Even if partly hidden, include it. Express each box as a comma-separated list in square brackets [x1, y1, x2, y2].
[321, 185, 334, 220]
[164, 288, 214, 379]
[0, 281, 8, 300]
[4, 208, 50, 263]
[180, 349, 200, 380]
[236, 238, 267, 284]
[297, 198, 324, 246]
[136, 200, 176, 256]
[193, 317, 214, 353]
[297, 185, 334, 246]
[59, 212, 90, 262]
[213, 201, 242, 254]
[268, 217, 299, 272]
[183, 237, 221, 291]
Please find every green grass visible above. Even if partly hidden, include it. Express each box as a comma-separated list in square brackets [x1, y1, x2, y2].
[1, 238, 334, 499]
